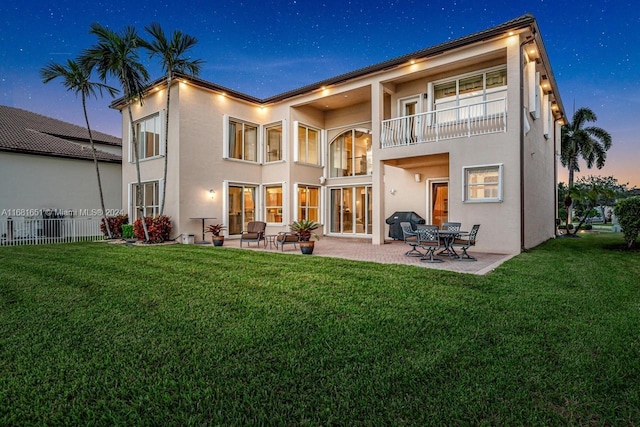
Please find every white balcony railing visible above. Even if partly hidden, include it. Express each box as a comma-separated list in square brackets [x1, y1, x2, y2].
[0, 217, 105, 246]
[381, 98, 507, 149]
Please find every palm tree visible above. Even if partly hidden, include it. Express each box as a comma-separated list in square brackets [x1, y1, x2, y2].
[40, 59, 118, 238]
[560, 107, 612, 227]
[143, 22, 204, 216]
[81, 23, 151, 241]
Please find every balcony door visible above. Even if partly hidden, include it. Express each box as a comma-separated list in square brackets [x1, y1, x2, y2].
[399, 96, 421, 143]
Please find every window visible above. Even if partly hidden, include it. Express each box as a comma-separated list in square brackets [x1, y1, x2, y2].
[433, 66, 507, 120]
[265, 185, 283, 223]
[134, 114, 161, 160]
[297, 185, 319, 221]
[329, 129, 372, 177]
[228, 119, 258, 162]
[463, 164, 503, 202]
[265, 123, 283, 162]
[132, 180, 160, 220]
[296, 123, 320, 165]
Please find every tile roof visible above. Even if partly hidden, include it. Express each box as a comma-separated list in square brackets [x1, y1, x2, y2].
[0, 105, 121, 163]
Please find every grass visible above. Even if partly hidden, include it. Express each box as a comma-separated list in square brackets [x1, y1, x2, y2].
[1, 234, 639, 425]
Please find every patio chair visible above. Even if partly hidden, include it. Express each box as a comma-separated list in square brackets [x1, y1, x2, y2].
[416, 225, 443, 263]
[240, 221, 266, 247]
[441, 222, 461, 231]
[275, 232, 299, 251]
[451, 224, 480, 261]
[400, 221, 422, 257]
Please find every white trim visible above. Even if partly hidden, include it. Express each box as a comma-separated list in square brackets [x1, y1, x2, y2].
[293, 120, 299, 162]
[543, 94, 550, 138]
[222, 114, 229, 159]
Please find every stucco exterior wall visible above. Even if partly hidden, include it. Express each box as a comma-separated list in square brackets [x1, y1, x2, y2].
[0, 152, 121, 217]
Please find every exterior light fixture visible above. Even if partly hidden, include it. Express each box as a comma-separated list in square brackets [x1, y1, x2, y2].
[319, 176, 326, 184]
[389, 188, 396, 195]
[414, 173, 421, 183]
[209, 189, 215, 199]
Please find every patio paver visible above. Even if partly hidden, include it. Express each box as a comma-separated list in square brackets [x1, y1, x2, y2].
[218, 237, 516, 275]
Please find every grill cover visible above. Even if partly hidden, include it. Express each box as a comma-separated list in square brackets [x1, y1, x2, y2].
[385, 211, 425, 240]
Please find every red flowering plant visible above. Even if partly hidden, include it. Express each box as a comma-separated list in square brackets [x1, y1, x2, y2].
[100, 214, 129, 239]
[133, 215, 172, 243]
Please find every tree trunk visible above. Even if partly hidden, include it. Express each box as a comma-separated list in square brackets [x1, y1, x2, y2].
[159, 74, 171, 216]
[82, 95, 112, 239]
[567, 168, 575, 234]
[127, 102, 150, 242]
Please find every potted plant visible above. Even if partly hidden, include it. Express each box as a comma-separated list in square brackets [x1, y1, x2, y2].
[289, 220, 321, 254]
[206, 224, 226, 246]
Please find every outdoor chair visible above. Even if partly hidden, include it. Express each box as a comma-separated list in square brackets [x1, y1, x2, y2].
[441, 222, 461, 231]
[451, 224, 480, 261]
[400, 221, 422, 257]
[240, 221, 266, 247]
[275, 232, 299, 251]
[416, 225, 443, 263]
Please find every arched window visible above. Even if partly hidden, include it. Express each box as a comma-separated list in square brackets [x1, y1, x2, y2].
[329, 129, 372, 177]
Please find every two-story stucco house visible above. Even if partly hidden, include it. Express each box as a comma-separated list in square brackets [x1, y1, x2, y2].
[113, 14, 565, 255]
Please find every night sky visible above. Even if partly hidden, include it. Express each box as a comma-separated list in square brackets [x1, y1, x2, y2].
[1, 0, 638, 186]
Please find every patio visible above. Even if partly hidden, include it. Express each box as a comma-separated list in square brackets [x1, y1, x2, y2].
[217, 237, 516, 275]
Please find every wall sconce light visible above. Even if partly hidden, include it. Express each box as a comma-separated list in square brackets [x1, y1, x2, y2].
[414, 173, 421, 183]
[389, 188, 396, 195]
[209, 189, 215, 199]
[319, 176, 326, 185]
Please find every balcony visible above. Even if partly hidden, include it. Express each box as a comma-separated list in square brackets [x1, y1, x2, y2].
[380, 98, 507, 149]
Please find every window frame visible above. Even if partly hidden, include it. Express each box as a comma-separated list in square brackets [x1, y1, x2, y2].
[131, 113, 163, 162]
[264, 121, 284, 163]
[296, 184, 320, 222]
[226, 117, 259, 163]
[131, 179, 162, 220]
[295, 122, 321, 166]
[432, 65, 508, 112]
[462, 163, 503, 203]
[264, 183, 284, 224]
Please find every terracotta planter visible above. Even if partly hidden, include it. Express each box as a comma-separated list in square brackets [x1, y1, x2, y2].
[211, 235, 225, 247]
[299, 240, 314, 254]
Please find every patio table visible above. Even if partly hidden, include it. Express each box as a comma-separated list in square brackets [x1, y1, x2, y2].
[437, 229, 467, 258]
[189, 217, 217, 243]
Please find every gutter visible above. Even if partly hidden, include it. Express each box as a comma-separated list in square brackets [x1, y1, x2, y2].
[519, 30, 535, 252]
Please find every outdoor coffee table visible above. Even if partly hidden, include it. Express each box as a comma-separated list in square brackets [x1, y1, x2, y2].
[437, 229, 466, 258]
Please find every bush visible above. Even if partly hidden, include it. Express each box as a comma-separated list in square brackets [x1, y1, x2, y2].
[614, 197, 640, 249]
[558, 224, 574, 231]
[100, 214, 129, 238]
[133, 215, 172, 243]
[584, 224, 593, 230]
[121, 224, 134, 239]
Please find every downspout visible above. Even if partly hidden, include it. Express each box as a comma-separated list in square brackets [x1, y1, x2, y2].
[519, 31, 535, 252]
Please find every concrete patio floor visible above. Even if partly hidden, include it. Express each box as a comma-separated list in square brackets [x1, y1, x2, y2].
[215, 237, 517, 275]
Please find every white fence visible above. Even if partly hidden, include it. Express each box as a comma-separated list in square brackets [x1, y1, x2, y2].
[381, 98, 507, 148]
[0, 217, 105, 246]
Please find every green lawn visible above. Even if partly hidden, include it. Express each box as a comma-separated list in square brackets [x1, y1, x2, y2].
[1, 234, 638, 425]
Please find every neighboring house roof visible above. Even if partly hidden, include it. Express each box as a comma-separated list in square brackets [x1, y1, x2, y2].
[110, 14, 564, 118]
[0, 105, 121, 163]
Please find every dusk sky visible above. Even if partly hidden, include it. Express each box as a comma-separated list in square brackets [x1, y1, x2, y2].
[1, 0, 638, 186]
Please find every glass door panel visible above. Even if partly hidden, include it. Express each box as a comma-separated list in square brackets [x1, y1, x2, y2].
[431, 182, 449, 228]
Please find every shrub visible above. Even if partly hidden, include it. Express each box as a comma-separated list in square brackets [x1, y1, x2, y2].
[584, 224, 593, 230]
[100, 214, 129, 238]
[558, 224, 574, 231]
[133, 215, 172, 243]
[614, 196, 640, 249]
[121, 224, 134, 239]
